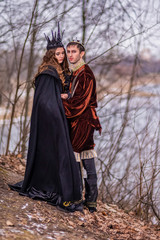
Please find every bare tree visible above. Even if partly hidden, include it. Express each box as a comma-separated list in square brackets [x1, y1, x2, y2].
[0, 0, 160, 223]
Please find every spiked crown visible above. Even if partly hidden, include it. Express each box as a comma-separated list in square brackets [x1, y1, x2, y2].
[44, 22, 64, 50]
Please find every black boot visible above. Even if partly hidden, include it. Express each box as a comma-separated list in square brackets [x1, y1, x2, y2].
[73, 199, 84, 212]
[82, 158, 98, 212]
[58, 201, 76, 212]
[84, 176, 98, 212]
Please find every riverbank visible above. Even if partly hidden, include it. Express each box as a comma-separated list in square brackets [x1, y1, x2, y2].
[0, 155, 160, 240]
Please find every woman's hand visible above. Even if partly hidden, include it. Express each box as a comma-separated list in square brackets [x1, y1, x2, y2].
[61, 93, 68, 100]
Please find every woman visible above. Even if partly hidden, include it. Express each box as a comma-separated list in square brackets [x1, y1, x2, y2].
[9, 24, 82, 212]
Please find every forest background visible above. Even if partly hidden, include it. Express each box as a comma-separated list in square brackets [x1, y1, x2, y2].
[0, 0, 160, 225]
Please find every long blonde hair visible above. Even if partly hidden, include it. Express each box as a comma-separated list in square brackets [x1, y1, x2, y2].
[34, 48, 70, 86]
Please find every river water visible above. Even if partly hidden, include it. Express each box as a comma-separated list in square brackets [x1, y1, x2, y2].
[1, 83, 160, 160]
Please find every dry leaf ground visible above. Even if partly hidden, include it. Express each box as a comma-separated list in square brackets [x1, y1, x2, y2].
[0, 155, 160, 240]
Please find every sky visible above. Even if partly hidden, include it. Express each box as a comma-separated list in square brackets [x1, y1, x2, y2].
[1, 0, 160, 59]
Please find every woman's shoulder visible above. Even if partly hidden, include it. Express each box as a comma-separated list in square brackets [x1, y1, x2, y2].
[37, 65, 59, 79]
[34, 66, 61, 89]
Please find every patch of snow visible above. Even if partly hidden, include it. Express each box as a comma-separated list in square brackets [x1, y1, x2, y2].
[53, 231, 65, 236]
[26, 214, 33, 220]
[21, 203, 28, 209]
[10, 229, 23, 234]
[0, 229, 6, 236]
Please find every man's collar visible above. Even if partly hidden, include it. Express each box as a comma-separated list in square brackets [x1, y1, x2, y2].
[69, 59, 85, 72]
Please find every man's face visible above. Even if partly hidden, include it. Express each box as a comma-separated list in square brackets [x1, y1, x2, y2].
[67, 45, 84, 64]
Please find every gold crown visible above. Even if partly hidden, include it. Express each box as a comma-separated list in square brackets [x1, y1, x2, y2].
[69, 39, 85, 48]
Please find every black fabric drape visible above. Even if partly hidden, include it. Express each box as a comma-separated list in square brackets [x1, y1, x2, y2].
[9, 67, 81, 204]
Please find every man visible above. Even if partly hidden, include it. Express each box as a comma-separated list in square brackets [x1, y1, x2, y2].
[61, 41, 101, 212]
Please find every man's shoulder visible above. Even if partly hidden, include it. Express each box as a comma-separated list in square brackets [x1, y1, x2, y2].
[78, 64, 92, 72]
[76, 64, 95, 78]
[84, 64, 92, 71]
[83, 64, 95, 80]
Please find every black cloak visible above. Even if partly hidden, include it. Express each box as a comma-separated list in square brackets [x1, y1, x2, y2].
[9, 66, 81, 204]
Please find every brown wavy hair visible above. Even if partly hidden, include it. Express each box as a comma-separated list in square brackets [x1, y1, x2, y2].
[34, 47, 70, 86]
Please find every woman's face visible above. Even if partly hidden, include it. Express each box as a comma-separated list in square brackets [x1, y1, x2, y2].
[55, 47, 65, 64]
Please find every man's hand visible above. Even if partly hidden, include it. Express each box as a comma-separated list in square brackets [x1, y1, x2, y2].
[61, 93, 68, 100]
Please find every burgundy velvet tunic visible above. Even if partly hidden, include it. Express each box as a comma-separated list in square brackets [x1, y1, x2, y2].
[63, 64, 101, 153]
